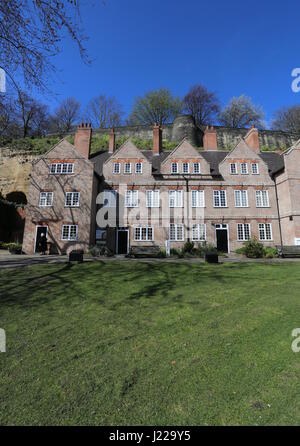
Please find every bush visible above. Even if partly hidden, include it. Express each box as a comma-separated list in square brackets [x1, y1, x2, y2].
[203, 243, 218, 255]
[89, 246, 101, 257]
[183, 241, 194, 253]
[242, 238, 265, 258]
[8, 242, 22, 254]
[264, 246, 278, 259]
[157, 249, 166, 258]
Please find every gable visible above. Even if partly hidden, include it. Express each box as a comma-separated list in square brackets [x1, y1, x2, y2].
[220, 139, 261, 163]
[161, 139, 202, 164]
[105, 139, 148, 162]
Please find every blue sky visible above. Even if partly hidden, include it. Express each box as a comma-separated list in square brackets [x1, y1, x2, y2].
[45, 0, 300, 126]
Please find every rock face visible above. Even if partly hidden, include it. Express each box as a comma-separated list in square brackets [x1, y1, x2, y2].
[171, 115, 200, 146]
[0, 149, 38, 199]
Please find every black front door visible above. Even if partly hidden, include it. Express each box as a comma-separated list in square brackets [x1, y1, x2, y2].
[117, 230, 128, 254]
[35, 226, 48, 253]
[216, 229, 228, 253]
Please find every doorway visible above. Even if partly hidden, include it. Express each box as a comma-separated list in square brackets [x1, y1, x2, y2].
[117, 229, 129, 254]
[215, 224, 229, 253]
[35, 225, 48, 253]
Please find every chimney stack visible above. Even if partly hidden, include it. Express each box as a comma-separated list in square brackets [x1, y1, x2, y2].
[74, 123, 92, 159]
[109, 128, 115, 153]
[244, 125, 260, 153]
[203, 126, 217, 150]
[153, 123, 162, 155]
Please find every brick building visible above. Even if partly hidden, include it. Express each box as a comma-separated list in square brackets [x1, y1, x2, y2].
[22, 121, 300, 255]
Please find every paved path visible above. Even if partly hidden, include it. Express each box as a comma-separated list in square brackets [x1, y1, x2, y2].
[1, 250, 300, 269]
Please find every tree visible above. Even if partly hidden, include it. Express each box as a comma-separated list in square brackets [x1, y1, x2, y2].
[0, 0, 90, 91]
[271, 105, 300, 133]
[128, 88, 183, 125]
[14, 90, 49, 137]
[50, 97, 81, 134]
[0, 94, 12, 136]
[218, 95, 265, 129]
[183, 84, 220, 126]
[86, 95, 123, 128]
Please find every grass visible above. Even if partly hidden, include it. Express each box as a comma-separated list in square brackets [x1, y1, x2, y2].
[0, 260, 300, 425]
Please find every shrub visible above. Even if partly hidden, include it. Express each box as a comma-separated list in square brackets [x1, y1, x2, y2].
[264, 246, 278, 258]
[89, 246, 101, 257]
[203, 243, 218, 255]
[242, 238, 264, 258]
[157, 249, 166, 258]
[183, 241, 194, 253]
[8, 242, 22, 254]
[170, 248, 180, 256]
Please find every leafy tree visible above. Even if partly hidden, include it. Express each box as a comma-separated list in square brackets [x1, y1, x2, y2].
[128, 88, 183, 125]
[50, 97, 81, 134]
[0, 0, 90, 91]
[218, 95, 265, 129]
[183, 84, 220, 126]
[86, 95, 123, 128]
[271, 105, 300, 133]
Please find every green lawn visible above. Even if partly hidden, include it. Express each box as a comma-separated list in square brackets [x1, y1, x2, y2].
[1, 260, 300, 425]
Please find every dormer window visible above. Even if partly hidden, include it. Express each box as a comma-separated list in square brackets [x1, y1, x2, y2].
[193, 163, 200, 174]
[182, 162, 189, 174]
[240, 163, 248, 174]
[251, 163, 259, 174]
[113, 162, 120, 174]
[171, 162, 178, 174]
[135, 162, 142, 174]
[124, 162, 131, 174]
[230, 163, 237, 174]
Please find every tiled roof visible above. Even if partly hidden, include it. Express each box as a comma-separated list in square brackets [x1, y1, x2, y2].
[90, 148, 284, 177]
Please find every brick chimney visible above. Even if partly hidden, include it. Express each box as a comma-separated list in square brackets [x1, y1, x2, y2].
[74, 123, 92, 159]
[109, 128, 115, 153]
[153, 123, 162, 155]
[244, 125, 260, 153]
[203, 126, 217, 150]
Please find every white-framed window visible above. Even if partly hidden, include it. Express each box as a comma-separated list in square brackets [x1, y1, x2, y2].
[135, 162, 142, 174]
[240, 163, 248, 174]
[113, 162, 120, 174]
[256, 190, 269, 207]
[182, 162, 189, 174]
[234, 190, 248, 207]
[191, 190, 205, 207]
[230, 163, 237, 174]
[213, 190, 227, 207]
[102, 189, 117, 207]
[251, 163, 259, 174]
[169, 223, 184, 241]
[124, 162, 132, 174]
[258, 223, 272, 241]
[192, 224, 206, 241]
[237, 223, 251, 241]
[134, 226, 153, 241]
[193, 163, 200, 174]
[125, 190, 138, 207]
[39, 192, 53, 207]
[50, 163, 74, 174]
[65, 192, 80, 207]
[61, 224, 78, 241]
[146, 190, 160, 208]
[171, 162, 178, 174]
[169, 190, 183, 208]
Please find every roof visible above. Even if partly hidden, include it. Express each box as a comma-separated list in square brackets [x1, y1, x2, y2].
[90, 147, 284, 178]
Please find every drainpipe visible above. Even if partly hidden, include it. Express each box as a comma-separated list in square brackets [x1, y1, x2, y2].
[184, 176, 190, 242]
[273, 174, 284, 256]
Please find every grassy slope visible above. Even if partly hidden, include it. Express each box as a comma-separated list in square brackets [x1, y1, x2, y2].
[1, 261, 300, 426]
